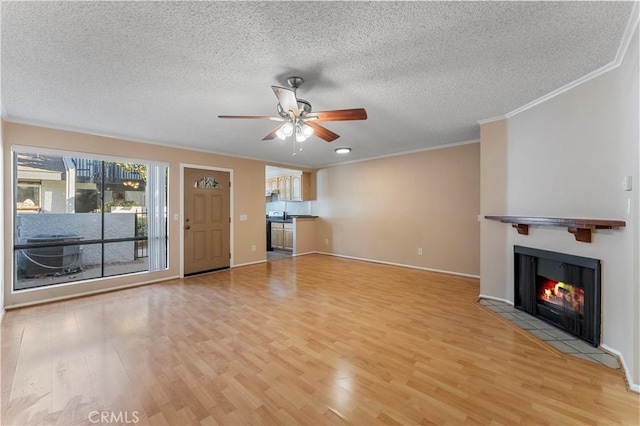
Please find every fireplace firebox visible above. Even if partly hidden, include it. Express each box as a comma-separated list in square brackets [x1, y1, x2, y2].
[514, 246, 601, 346]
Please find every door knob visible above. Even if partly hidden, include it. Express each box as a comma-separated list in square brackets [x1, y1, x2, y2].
[185, 225, 191, 230]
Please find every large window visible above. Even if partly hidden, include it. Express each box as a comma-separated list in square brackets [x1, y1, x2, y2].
[13, 149, 168, 291]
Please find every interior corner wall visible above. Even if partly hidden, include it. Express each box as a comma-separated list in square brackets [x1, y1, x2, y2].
[314, 142, 480, 277]
[479, 119, 509, 299]
[0, 119, 4, 317]
[480, 26, 639, 386]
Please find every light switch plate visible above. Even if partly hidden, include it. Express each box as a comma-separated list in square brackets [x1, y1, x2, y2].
[239, 214, 248, 221]
[622, 176, 632, 191]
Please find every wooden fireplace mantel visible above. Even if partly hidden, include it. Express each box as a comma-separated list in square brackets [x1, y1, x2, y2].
[484, 216, 626, 243]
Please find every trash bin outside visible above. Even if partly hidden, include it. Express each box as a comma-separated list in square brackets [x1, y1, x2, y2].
[25, 233, 83, 277]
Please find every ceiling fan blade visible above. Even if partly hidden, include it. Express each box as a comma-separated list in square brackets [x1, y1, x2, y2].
[218, 115, 284, 121]
[307, 122, 339, 142]
[271, 86, 299, 114]
[262, 125, 282, 141]
[305, 108, 367, 122]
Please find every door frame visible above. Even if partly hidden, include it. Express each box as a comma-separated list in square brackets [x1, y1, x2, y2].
[179, 163, 234, 277]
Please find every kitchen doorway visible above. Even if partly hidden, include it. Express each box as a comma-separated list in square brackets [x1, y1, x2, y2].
[267, 250, 291, 262]
[265, 165, 308, 262]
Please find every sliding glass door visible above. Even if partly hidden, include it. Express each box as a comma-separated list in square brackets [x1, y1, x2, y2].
[13, 148, 168, 291]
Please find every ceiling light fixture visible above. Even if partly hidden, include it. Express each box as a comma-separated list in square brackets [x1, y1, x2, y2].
[295, 122, 315, 143]
[301, 123, 314, 138]
[276, 122, 294, 140]
[219, 76, 367, 154]
[282, 122, 294, 136]
[335, 147, 351, 154]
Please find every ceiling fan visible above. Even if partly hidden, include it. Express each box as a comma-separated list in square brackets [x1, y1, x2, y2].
[218, 77, 367, 147]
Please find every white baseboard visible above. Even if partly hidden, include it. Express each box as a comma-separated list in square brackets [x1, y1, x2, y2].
[293, 251, 315, 257]
[314, 251, 480, 279]
[233, 259, 267, 268]
[478, 294, 514, 305]
[600, 344, 640, 393]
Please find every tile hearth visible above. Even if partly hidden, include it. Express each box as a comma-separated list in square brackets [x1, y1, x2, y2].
[479, 298, 619, 369]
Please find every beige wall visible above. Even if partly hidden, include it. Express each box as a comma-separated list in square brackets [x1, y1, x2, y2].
[479, 120, 509, 299]
[3, 122, 481, 310]
[293, 217, 317, 255]
[3, 122, 270, 307]
[0, 119, 4, 314]
[480, 26, 639, 387]
[314, 143, 481, 276]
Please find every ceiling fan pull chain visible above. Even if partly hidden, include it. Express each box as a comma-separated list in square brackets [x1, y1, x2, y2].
[292, 137, 296, 156]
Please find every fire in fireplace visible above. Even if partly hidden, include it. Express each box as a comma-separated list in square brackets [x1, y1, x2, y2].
[514, 246, 601, 346]
[537, 278, 584, 315]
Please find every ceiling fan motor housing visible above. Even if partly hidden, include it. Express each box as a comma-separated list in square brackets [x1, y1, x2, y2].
[297, 99, 312, 114]
[277, 99, 312, 117]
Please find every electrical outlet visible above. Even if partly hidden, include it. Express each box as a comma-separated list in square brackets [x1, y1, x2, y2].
[418, 248, 423, 256]
[251, 245, 256, 252]
[325, 238, 329, 245]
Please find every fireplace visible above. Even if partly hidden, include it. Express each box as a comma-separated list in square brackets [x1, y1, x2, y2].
[514, 246, 601, 346]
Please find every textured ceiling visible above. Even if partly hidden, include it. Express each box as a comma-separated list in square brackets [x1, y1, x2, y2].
[1, 1, 634, 168]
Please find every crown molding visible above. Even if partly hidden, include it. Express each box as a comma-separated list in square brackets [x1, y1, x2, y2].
[478, 2, 639, 125]
[503, 61, 621, 120]
[315, 138, 480, 169]
[476, 115, 507, 125]
[614, 1, 640, 65]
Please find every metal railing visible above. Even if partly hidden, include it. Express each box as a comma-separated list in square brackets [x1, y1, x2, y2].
[134, 209, 148, 259]
[73, 158, 143, 183]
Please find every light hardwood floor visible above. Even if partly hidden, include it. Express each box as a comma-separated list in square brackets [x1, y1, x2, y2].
[1, 254, 638, 425]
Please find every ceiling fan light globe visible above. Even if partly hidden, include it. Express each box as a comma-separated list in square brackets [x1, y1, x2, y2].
[282, 122, 294, 136]
[301, 123, 314, 138]
[295, 132, 306, 143]
[276, 128, 286, 140]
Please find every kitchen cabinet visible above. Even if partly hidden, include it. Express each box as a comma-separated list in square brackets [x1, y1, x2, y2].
[266, 178, 279, 196]
[291, 175, 301, 200]
[283, 224, 294, 250]
[270, 222, 293, 251]
[277, 177, 289, 200]
[271, 222, 284, 249]
[285, 176, 291, 200]
[265, 171, 312, 201]
[293, 172, 311, 201]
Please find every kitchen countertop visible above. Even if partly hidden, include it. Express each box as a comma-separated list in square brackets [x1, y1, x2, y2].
[267, 215, 318, 223]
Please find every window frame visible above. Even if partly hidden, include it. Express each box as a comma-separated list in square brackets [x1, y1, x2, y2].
[11, 145, 169, 293]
